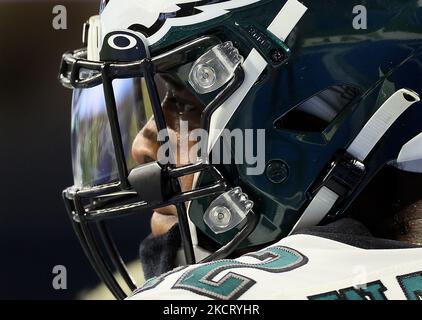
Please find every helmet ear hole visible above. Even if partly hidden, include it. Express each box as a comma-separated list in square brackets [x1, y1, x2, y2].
[274, 85, 360, 134]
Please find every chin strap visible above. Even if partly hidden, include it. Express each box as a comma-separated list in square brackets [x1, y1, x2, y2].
[290, 88, 421, 235]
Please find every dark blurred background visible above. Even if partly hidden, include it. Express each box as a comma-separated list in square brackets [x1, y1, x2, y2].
[0, 1, 151, 300]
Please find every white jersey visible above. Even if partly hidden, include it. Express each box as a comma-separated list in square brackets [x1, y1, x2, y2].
[130, 234, 422, 300]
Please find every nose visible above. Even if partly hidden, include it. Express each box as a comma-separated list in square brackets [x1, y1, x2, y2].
[131, 118, 159, 165]
[131, 117, 195, 192]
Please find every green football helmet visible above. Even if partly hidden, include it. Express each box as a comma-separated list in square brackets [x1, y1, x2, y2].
[59, 0, 422, 299]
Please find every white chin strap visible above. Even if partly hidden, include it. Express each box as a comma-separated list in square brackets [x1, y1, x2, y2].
[290, 88, 421, 235]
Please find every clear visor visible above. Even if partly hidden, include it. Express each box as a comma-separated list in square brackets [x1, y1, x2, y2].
[71, 73, 207, 188]
[70, 41, 243, 189]
[71, 78, 152, 188]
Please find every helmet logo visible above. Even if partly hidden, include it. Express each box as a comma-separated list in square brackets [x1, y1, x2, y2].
[129, 0, 232, 37]
[107, 34, 137, 50]
[102, 0, 262, 45]
[100, 30, 149, 61]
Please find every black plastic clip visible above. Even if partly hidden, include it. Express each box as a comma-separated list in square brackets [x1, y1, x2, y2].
[319, 152, 366, 198]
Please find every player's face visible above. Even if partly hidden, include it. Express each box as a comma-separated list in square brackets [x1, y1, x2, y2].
[131, 74, 203, 236]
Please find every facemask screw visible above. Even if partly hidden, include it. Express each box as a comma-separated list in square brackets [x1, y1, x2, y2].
[209, 206, 232, 229]
[192, 64, 217, 89]
[270, 48, 285, 64]
[203, 187, 254, 234]
[266, 160, 289, 184]
[189, 41, 244, 94]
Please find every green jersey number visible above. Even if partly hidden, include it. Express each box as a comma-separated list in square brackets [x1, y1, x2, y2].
[172, 246, 307, 300]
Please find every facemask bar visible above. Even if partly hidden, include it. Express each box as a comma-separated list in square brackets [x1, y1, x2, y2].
[60, 36, 251, 299]
[62, 163, 228, 299]
[142, 61, 196, 268]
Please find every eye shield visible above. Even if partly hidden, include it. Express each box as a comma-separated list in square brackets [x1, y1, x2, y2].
[71, 77, 149, 189]
[61, 35, 244, 188]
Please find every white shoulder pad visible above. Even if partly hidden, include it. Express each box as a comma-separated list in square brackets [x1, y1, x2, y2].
[129, 235, 422, 300]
